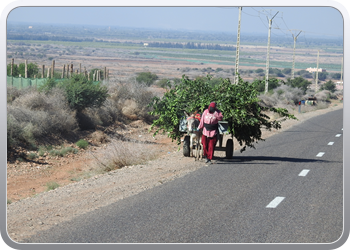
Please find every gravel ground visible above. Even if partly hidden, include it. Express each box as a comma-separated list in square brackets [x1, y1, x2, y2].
[6, 103, 343, 243]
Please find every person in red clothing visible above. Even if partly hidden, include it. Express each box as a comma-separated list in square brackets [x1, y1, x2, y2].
[198, 102, 223, 164]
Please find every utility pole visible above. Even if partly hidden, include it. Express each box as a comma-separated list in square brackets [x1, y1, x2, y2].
[265, 11, 279, 94]
[291, 31, 302, 79]
[234, 7, 242, 85]
[315, 50, 320, 92]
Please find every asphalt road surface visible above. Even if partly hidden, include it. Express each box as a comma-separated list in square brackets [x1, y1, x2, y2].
[23, 109, 343, 244]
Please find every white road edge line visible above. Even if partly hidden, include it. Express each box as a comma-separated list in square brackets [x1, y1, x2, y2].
[328, 142, 334, 145]
[299, 169, 310, 177]
[266, 197, 285, 208]
[336, 134, 342, 137]
[316, 152, 325, 157]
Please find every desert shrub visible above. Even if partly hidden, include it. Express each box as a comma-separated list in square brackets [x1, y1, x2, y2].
[7, 86, 25, 103]
[102, 79, 156, 123]
[284, 77, 312, 94]
[93, 140, 157, 172]
[156, 78, 171, 88]
[76, 139, 89, 149]
[321, 80, 336, 93]
[253, 78, 281, 92]
[27, 152, 37, 160]
[136, 72, 158, 86]
[282, 68, 292, 75]
[7, 88, 77, 148]
[315, 90, 333, 102]
[59, 74, 109, 113]
[38, 78, 57, 93]
[272, 85, 304, 105]
[46, 182, 59, 191]
[60, 147, 78, 156]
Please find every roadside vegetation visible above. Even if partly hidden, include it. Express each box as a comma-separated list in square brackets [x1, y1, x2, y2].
[7, 65, 342, 177]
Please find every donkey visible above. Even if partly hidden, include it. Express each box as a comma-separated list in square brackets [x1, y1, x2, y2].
[184, 111, 203, 161]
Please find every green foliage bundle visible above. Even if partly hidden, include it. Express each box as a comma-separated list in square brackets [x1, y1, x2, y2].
[149, 75, 296, 152]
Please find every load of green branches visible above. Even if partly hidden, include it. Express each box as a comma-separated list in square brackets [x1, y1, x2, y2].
[148, 75, 297, 152]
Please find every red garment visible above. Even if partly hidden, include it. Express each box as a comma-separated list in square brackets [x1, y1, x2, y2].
[199, 102, 223, 160]
[202, 134, 217, 160]
[198, 107, 223, 138]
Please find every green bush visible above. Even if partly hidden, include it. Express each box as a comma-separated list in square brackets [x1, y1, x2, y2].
[60, 74, 108, 113]
[254, 78, 281, 92]
[284, 76, 312, 94]
[321, 80, 336, 93]
[76, 139, 89, 149]
[38, 78, 57, 93]
[136, 72, 158, 86]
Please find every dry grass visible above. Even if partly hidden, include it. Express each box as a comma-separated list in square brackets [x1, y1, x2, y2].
[90, 139, 158, 173]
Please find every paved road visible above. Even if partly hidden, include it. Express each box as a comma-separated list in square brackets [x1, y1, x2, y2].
[24, 109, 343, 243]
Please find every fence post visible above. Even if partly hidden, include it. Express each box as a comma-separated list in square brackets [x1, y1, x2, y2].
[62, 64, 65, 78]
[104, 67, 107, 80]
[47, 67, 50, 78]
[11, 58, 14, 76]
[93, 73, 95, 81]
[79, 63, 82, 75]
[107, 69, 109, 81]
[70, 64, 73, 76]
[25, 60, 27, 78]
[88, 71, 90, 81]
[42, 65, 45, 78]
[51, 60, 55, 78]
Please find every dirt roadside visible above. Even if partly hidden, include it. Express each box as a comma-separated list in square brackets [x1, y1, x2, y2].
[6, 101, 343, 243]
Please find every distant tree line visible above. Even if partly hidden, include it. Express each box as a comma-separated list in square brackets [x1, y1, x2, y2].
[148, 42, 235, 51]
[7, 34, 95, 42]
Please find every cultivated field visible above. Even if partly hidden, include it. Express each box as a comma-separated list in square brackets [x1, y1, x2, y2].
[6, 38, 343, 85]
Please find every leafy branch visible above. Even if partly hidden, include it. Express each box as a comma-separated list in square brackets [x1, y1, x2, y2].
[148, 75, 297, 152]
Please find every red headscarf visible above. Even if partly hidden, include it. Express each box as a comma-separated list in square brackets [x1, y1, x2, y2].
[208, 102, 216, 113]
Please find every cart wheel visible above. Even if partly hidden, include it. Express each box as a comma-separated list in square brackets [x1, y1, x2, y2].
[183, 135, 190, 157]
[225, 139, 233, 159]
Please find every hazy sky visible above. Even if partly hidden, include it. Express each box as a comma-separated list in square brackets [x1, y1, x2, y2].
[7, 6, 343, 39]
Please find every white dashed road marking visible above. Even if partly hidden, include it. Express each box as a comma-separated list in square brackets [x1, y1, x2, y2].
[328, 142, 334, 145]
[336, 134, 342, 137]
[266, 197, 285, 208]
[299, 169, 310, 177]
[316, 152, 325, 157]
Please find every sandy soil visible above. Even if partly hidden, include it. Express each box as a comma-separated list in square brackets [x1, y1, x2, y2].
[6, 100, 343, 243]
